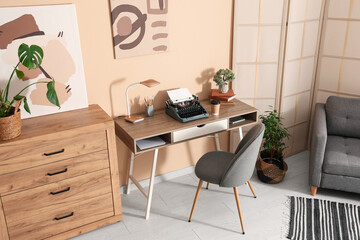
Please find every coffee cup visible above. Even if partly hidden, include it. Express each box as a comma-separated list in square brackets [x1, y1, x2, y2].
[210, 100, 220, 115]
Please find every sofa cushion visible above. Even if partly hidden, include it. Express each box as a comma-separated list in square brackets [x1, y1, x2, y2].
[323, 135, 360, 178]
[325, 96, 360, 138]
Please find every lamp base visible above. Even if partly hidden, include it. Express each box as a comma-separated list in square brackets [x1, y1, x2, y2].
[124, 115, 144, 123]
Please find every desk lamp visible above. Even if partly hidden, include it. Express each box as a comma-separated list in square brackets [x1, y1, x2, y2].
[125, 79, 160, 123]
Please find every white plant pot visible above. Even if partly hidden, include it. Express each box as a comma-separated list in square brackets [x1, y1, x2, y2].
[219, 84, 229, 93]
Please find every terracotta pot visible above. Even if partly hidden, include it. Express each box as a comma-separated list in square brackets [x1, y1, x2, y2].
[219, 84, 229, 93]
[0, 107, 21, 141]
[256, 155, 288, 184]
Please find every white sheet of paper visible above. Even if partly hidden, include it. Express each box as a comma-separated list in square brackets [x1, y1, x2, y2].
[136, 136, 166, 150]
[167, 88, 194, 103]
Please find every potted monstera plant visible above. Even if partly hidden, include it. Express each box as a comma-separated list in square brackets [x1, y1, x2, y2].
[213, 68, 235, 93]
[0, 43, 60, 140]
[256, 107, 290, 184]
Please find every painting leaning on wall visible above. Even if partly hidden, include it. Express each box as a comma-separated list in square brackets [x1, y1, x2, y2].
[0, 4, 88, 119]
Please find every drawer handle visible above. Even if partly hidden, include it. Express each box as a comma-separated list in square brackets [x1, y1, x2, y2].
[197, 124, 206, 128]
[50, 187, 71, 195]
[44, 148, 65, 156]
[54, 212, 74, 221]
[47, 168, 68, 176]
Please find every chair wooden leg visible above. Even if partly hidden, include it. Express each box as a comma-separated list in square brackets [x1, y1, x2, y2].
[233, 187, 245, 234]
[247, 181, 256, 198]
[206, 182, 210, 189]
[311, 186, 318, 196]
[188, 180, 203, 222]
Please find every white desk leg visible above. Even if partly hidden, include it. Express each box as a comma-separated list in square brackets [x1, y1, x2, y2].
[214, 133, 221, 151]
[126, 152, 135, 194]
[145, 148, 159, 220]
[239, 127, 243, 141]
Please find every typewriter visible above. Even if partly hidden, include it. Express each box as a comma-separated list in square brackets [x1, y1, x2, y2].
[165, 88, 209, 123]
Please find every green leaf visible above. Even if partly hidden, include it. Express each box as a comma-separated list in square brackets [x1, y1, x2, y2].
[14, 95, 25, 101]
[13, 95, 30, 113]
[15, 69, 24, 79]
[46, 80, 60, 108]
[23, 97, 30, 114]
[18, 43, 44, 70]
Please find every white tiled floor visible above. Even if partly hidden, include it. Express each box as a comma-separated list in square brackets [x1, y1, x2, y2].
[70, 151, 360, 240]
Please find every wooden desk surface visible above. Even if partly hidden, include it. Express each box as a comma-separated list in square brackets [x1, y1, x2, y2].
[114, 99, 257, 154]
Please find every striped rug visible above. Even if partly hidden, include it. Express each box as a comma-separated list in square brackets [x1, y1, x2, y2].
[287, 196, 360, 240]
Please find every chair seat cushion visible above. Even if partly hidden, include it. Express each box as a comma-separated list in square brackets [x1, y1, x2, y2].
[323, 135, 360, 178]
[195, 151, 235, 185]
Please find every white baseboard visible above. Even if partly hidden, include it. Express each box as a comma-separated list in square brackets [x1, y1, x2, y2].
[120, 165, 195, 194]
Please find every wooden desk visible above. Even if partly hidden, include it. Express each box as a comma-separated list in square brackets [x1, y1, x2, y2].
[114, 99, 257, 219]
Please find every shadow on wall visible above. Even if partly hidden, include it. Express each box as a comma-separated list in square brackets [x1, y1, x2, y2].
[196, 68, 215, 100]
[109, 78, 126, 117]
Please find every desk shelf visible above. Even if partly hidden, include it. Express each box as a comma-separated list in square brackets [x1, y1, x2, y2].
[228, 111, 258, 130]
[135, 133, 171, 154]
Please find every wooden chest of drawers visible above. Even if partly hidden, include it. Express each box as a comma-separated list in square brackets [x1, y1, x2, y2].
[0, 105, 122, 240]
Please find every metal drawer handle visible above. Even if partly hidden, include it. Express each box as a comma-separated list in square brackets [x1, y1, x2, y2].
[54, 212, 74, 221]
[44, 148, 65, 156]
[47, 168, 68, 176]
[50, 187, 71, 195]
[197, 124, 206, 128]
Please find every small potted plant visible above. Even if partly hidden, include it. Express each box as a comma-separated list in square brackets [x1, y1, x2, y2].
[213, 68, 235, 93]
[256, 107, 290, 184]
[0, 43, 60, 140]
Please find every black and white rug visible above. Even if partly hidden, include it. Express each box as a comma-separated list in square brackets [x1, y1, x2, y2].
[287, 196, 360, 240]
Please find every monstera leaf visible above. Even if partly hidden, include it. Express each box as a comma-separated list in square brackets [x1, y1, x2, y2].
[46, 79, 60, 108]
[18, 43, 44, 70]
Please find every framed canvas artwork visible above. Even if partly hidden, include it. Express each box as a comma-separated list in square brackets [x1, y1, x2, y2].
[0, 4, 88, 119]
[110, 0, 169, 59]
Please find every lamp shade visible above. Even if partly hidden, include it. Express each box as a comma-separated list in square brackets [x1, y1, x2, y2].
[140, 79, 160, 88]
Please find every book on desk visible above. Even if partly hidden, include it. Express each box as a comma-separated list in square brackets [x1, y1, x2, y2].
[208, 89, 236, 105]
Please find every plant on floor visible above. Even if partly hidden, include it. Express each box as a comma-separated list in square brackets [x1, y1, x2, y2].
[0, 43, 60, 118]
[256, 106, 290, 183]
[259, 107, 290, 163]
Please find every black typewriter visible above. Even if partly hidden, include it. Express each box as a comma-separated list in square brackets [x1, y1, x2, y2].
[166, 95, 209, 123]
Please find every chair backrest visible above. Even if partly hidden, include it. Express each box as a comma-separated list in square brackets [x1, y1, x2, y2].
[219, 123, 264, 187]
[326, 96, 360, 138]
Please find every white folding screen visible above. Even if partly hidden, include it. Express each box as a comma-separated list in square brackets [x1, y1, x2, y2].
[280, 0, 324, 154]
[232, 0, 285, 115]
[315, 0, 360, 103]
[232, 0, 324, 155]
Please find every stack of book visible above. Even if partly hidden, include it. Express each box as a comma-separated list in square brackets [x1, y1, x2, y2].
[209, 89, 236, 105]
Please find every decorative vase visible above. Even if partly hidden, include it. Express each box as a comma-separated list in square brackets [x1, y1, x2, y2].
[0, 107, 21, 141]
[256, 154, 288, 184]
[219, 84, 229, 93]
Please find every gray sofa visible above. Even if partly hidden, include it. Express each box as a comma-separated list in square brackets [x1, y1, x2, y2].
[309, 96, 360, 196]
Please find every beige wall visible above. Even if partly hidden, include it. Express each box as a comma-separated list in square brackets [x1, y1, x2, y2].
[0, 0, 234, 185]
[314, 0, 360, 103]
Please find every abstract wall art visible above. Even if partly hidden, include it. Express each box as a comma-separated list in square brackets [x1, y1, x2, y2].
[0, 4, 88, 119]
[110, 0, 169, 59]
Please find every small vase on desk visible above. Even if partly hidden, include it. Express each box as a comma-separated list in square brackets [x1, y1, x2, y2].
[219, 84, 229, 93]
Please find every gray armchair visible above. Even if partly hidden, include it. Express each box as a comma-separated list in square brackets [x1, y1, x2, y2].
[188, 123, 265, 234]
[310, 96, 360, 196]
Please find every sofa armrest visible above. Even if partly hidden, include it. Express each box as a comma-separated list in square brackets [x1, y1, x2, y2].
[309, 103, 327, 187]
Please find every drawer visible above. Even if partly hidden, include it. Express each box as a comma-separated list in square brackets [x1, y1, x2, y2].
[0, 150, 109, 194]
[7, 193, 114, 240]
[2, 169, 112, 224]
[173, 119, 228, 143]
[0, 130, 108, 175]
